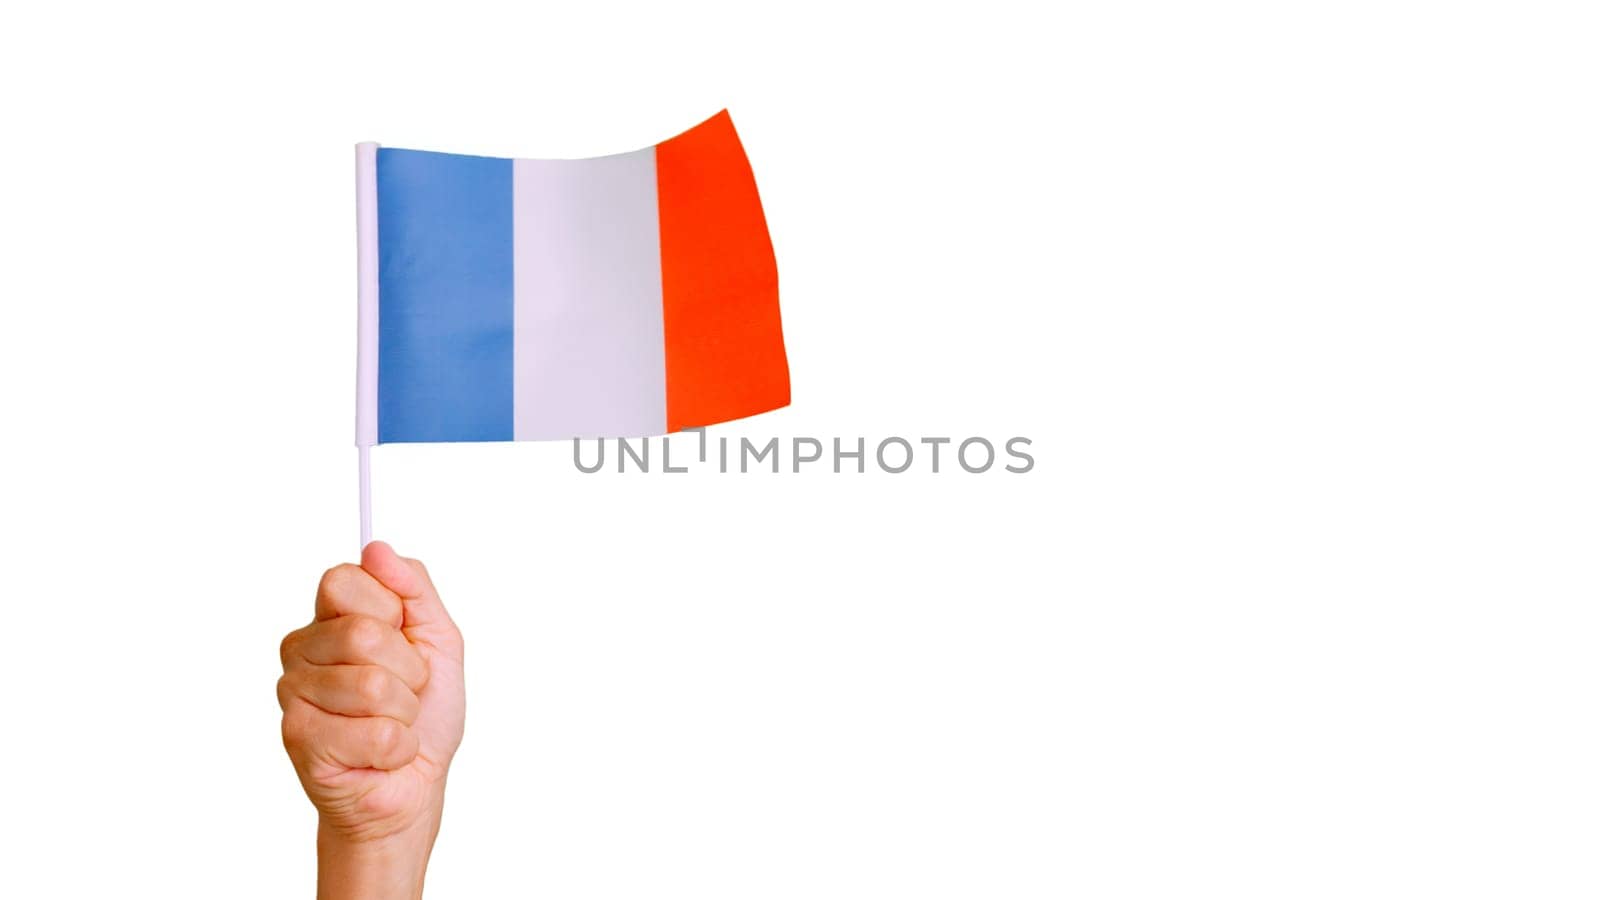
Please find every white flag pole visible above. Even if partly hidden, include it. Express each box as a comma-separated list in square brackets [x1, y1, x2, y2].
[355, 142, 380, 550]
[358, 444, 372, 547]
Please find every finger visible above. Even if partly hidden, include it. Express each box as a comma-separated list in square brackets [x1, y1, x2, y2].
[281, 615, 429, 692]
[362, 542, 458, 641]
[277, 665, 421, 724]
[314, 563, 403, 628]
[282, 700, 418, 772]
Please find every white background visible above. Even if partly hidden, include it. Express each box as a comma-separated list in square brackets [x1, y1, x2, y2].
[1, 2, 1596, 897]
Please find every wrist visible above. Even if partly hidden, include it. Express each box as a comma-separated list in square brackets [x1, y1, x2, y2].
[316, 811, 443, 900]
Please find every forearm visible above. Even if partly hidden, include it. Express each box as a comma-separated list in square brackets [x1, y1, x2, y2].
[317, 813, 442, 900]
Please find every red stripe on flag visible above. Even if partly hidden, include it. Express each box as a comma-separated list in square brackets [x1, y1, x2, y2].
[657, 110, 790, 432]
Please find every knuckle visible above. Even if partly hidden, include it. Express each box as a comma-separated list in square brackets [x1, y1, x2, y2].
[318, 563, 361, 598]
[373, 718, 404, 753]
[356, 667, 389, 706]
[280, 706, 310, 750]
[275, 675, 295, 709]
[344, 616, 385, 653]
[278, 631, 299, 667]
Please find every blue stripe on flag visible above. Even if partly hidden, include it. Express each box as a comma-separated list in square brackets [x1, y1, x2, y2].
[377, 148, 514, 442]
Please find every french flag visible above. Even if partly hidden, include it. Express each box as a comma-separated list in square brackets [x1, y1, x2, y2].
[355, 110, 790, 446]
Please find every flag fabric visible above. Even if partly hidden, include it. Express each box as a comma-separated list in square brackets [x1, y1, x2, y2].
[354, 110, 788, 445]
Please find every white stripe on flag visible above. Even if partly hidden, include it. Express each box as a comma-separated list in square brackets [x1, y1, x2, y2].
[512, 147, 667, 439]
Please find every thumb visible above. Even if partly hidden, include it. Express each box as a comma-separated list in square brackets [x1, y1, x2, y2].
[360, 541, 458, 647]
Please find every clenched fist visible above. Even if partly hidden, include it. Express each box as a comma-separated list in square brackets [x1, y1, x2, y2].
[279, 542, 465, 899]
